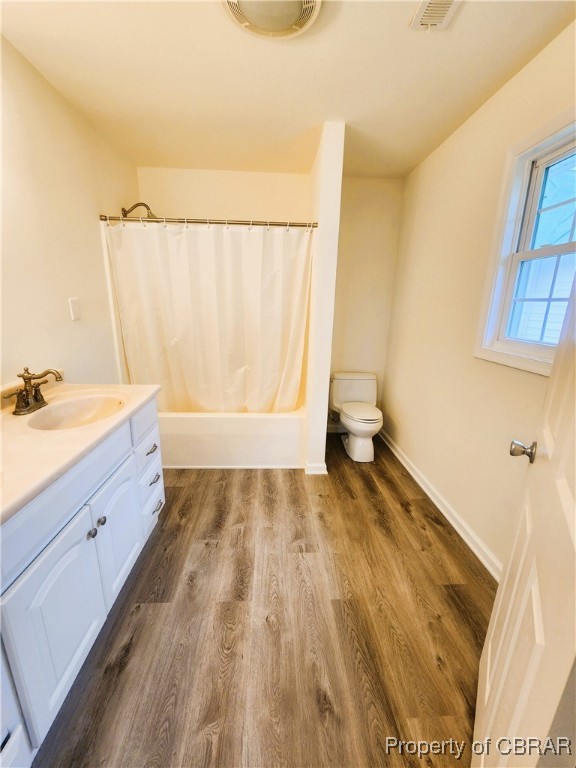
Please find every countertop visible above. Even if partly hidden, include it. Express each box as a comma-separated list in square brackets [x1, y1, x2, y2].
[1, 383, 160, 525]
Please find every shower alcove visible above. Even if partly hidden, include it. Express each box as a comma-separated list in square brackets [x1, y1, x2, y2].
[103, 122, 345, 473]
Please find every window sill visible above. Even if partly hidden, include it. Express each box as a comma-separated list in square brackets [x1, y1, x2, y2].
[474, 344, 551, 377]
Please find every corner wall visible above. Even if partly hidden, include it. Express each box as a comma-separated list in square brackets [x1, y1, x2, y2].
[383, 23, 575, 576]
[1, 39, 139, 386]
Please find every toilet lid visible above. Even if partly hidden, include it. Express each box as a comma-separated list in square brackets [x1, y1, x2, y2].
[341, 401, 382, 423]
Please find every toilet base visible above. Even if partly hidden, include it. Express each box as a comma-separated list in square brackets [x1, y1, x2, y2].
[341, 432, 375, 462]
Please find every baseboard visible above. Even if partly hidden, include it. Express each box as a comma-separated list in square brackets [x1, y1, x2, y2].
[305, 462, 328, 475]
[379, 429, 502, 582]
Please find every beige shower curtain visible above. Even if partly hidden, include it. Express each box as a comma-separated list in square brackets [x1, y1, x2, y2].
[105, 220, 313, 413]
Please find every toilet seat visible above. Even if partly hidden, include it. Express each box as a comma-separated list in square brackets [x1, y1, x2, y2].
[341, 401, 381, 423]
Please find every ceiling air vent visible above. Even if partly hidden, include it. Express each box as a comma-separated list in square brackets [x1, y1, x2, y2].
[409, 0, 460, 30]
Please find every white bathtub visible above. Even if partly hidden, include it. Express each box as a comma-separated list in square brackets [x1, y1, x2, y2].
[158, 407, 307, 468]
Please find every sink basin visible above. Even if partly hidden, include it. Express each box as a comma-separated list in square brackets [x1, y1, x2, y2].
[28, 394, 126, 430]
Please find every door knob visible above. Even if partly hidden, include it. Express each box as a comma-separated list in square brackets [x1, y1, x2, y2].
[510, 440, 537, 463]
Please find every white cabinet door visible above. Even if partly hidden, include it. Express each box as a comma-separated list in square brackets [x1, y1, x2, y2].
[0, 506, 107, 748]
[89, 455, 143, 612]
[1, 642, 34, 768]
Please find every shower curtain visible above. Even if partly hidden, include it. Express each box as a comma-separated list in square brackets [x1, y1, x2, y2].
[104, 220, 313, 413]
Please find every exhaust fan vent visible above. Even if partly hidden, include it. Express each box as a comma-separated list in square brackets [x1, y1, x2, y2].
[223, 0, 322, 38]
[410, 0, 460, 30]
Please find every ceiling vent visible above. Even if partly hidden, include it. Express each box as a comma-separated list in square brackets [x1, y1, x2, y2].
[223, 0, 322, 38]
[409, 0, 460, 30]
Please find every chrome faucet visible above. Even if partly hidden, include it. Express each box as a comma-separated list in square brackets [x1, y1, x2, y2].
[3, 367, 63, 415]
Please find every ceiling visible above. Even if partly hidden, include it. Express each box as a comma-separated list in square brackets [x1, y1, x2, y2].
[2, 0, 575, 177]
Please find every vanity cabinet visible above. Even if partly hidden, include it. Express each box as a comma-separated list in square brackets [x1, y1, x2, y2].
[0, 395, 164, 762]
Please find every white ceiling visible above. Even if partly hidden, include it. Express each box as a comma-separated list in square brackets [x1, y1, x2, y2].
[2, 0, 575, 177]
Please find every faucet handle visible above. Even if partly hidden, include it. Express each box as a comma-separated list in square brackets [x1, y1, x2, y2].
[3, 388, 22, 400]
[3, 388, 30, 414]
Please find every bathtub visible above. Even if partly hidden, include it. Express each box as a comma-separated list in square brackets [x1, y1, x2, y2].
[158, 407, 307, 468]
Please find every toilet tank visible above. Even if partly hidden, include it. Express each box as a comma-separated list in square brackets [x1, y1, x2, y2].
[329, 371, 377, 414]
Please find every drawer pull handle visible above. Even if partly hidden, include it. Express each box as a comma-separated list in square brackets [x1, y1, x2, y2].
[149, 473, 161, 486]
[87, 528, 98, 539]
[146, 443, 158, 456]
[97, 516, 107, 526]
[153, 500, 164, 514]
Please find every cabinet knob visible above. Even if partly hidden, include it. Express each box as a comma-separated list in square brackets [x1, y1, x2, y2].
[146, 443, 158, 456]
[97, 516, 107, 526]
[87, 528, 98, 539]
[149, 473, 161, 486]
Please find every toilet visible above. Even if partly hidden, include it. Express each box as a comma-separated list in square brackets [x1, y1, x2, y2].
[329, 371, 383, 462]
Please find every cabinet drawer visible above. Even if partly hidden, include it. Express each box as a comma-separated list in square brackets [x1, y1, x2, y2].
[1, 423, 132, 593]
[138, 456, 164, 508]
[130, 398, 158, 446]
[134, 426, 162, 477]
[142, 485, 165, 536]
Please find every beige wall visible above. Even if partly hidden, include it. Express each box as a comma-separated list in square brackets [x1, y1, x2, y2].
[383, 23, 575, 574]
[331, 177, 403, 410]
[1, 39, 139, 386]
[305, 121, 345, 472]
[137, 167, 313, 223]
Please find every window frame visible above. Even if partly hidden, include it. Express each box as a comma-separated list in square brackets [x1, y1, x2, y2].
[476, 119, 576, 377]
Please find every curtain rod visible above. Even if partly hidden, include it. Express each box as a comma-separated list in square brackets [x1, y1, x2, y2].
[100, 215, 317, 229]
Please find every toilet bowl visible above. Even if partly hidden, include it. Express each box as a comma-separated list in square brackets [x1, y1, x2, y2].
[329, 372, 383, 462]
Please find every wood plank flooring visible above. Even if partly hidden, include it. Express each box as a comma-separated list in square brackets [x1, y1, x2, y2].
[33, 435, 497, 768]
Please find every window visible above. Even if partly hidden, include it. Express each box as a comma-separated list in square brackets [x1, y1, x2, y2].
[478, 125, 576, 375]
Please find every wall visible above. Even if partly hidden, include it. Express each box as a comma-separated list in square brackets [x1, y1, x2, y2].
[331, 177, 403, 410]
[137, 167, 313, 223]
[1, 39, 139, 387]
[383, 23, 575, 576]
[305, 121, 346, 473]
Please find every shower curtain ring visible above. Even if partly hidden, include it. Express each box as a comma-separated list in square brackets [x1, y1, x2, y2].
[249, 220, 253, 231]
[207, 218, 210, 229]
[267, 222, 270, 231]
[163, 218, 167, 228]
[140, 216, 146, 228]
[121, 215, 125, 228]
[286, 222, 290, 232]
[185, 218, 189, 229]
[226, 220, 229, 230]
[106, 216, 110, 227]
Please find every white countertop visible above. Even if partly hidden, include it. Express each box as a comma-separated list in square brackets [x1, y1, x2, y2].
[1, 383, 160, 525]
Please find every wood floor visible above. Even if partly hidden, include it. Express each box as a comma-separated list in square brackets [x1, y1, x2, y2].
[33, 435, 497, 768]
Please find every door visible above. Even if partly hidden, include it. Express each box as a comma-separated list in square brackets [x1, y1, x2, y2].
[1, 506, 107, 747]
[473, 287, 575, 767]
[89, 455, 143, 611]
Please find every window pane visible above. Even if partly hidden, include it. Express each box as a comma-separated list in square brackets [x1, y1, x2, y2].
[540, 152, 576, 209]
[542, 301, 569, 345]
[552, 252, 576, 298]
[507, 300, 547, 342]
[514, 256, 557, 300]
[532, 200, 575, 248]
